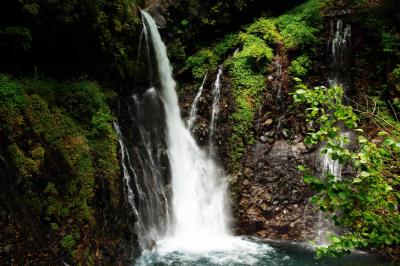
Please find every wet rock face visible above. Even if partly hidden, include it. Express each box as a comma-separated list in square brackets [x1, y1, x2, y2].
[178, 69, 234, 167]
[234, 138, 316, 241]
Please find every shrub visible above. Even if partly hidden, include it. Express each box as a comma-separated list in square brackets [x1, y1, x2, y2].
[289, 54, 312, 77]
[293, 80, 400, 257]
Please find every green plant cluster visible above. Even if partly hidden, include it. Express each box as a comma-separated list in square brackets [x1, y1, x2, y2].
[186, 34, 240, 79]
[289, 54, 312, 78]
[276, 0, 322, 50]
[0, 74, 120, 261]
[293, 80, 400, 257]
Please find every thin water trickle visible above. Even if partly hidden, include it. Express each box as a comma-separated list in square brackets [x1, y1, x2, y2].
[209, 66, 223, 153]
[187, 73, 208, 132]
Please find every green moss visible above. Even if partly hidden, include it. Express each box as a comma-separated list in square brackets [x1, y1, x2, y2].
[58, 81, 106, 124]
[187, 49, 218, 79]
[238, 34, 274, 63]
[226, 53, 266, 170]
[8, 144, 39, 178]
[0, 75, 119, 259]
[276, 0, 322, 49]
[186, 34, 240, 79]
[60, 234, 76, 252]
[245, 18, 282, 45]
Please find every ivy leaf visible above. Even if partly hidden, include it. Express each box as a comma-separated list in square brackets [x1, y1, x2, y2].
[297, 165, 306, 171]
[360, 171, 370, 177]
[295, 88, 306, 94]
[331, 236, 341, 243]
[383, 138, 395, 146]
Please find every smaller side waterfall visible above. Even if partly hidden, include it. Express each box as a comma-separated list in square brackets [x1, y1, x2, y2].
[187, 73, 208, 132]
[209, 67, 223, 150]
[114, 122, 138, 217]
[321, 18, 352, 181]
[328, 19, 351, 87]
[319, 131, 351, 182]
[273, 59, 283, 104]
[316, 18, 352, 246]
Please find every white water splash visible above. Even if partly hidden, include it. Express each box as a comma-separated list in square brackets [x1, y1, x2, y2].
[187, 73, 208, 132]
[141, 11, 231, 251]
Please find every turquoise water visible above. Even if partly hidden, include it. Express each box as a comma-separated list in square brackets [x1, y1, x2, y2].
[134, 237, 390, 266]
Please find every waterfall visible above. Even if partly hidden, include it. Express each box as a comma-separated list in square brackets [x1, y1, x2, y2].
[209, 66, 223, 151]
[114, 92, 171, 250]
[273, 59, 283, 104]
[316, 18, 352, 246]
[328, 19, 351, 88]
[321, 18, 352, 181]
[187, 73, 208, 132]
[141, 11, 230, 251]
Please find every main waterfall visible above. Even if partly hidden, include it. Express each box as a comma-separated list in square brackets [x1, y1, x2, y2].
[141, 10, 230, 248]
[133, 11, 278, 265]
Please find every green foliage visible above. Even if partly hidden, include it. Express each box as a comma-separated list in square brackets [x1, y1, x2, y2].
[214, 34, 241, 58]
[58, 81, 105, 124]
[60, 234, 77, 252]
[276, 0, 321, 49]
[0, 74, 27, 117]
[8, 144, 40, 178]
[187, 49, 218, 79]
[187, 34, 240, 79]
[226, 49, 267, 170]
[289, 55, 312, 77]
[238, 34, 274, 63]
[0, 0, 142, 82]
[246, 18, 282, 45]
[293, 80, 400, 257]
[0, 26, 32, 51]
[381, 30, 400, 56]
[0, 75, 120, 259]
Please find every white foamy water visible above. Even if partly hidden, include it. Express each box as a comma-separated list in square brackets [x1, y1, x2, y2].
[141, 11, 230, 251]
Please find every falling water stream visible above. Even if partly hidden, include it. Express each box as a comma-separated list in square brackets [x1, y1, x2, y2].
[188, 73, 208, 132]
[315, 18, 353, 246]
[125, 12, 390, 265]
[209, 66, 223, 152]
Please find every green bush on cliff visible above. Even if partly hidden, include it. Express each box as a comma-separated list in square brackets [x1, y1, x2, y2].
[289, 54, 312, 77]
[187, 34, 240, 79]
[293, 81, 400, 257]
[276, 0, 321, 49]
